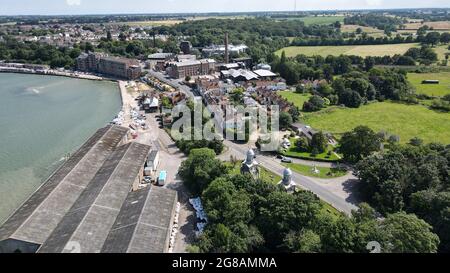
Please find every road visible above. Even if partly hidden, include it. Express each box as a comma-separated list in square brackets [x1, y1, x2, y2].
[145, 69, 360, 215]
[146, 69, 197, 99]
[220, 140, 359, 214]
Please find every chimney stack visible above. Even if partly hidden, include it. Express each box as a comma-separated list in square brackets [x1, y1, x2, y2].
[225, 32, 229, 64]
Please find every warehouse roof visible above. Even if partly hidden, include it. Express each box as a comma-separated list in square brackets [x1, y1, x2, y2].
[38, 142, 151, 253]
[101, 186, 177, 253]
[0, 125, 129, 245]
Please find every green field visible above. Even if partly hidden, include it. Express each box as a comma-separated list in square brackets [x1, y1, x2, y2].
[278, 91, 311, 108]
[282, 163, 348, 179]
[434, 45, 450, 64]
[282, 138, 341, 162]
[276, 43, 419, 58]
[296, 16, 345, 26]
[408, 72, 450, 97]
[303, 101, 450, 144]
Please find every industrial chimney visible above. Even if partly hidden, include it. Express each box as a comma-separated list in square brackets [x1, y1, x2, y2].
[224, 32, 229, 64]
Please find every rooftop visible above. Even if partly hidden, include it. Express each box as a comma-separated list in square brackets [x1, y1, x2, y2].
[0, 125, 129, 246]
[101, 186, 177, 253]
[37, 142, 151, 253]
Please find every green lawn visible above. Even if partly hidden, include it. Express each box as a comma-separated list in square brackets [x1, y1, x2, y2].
[277, 91, 311, 108]
[282, 163, 348, 179]
[408, 72, 450, 97]
[276, 43, 419, 58]
[303, 101, 450, 144]
[282, 138, 341, 162]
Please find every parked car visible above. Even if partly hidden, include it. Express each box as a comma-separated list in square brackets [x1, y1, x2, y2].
[281, 157, 293, 163]
[276, 154, 283, 159]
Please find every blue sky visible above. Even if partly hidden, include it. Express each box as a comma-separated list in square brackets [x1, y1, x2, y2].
[1, 0, 449, 15]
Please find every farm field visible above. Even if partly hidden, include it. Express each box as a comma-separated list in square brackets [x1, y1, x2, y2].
[297, 15, 345, 25]
[404, 20, 450, 30]
[434, 44, 450, 63]
[341, 24, 384, 34]
[277, 91, 311, 108]
[276, 43, 419, 58]
[303, 101, 450, 144]
[407, 72, 450, 97]
[117, 20, 184, 26]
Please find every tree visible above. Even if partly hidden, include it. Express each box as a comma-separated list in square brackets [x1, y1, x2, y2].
[295, 136, 310, 152]
[302, 95, 325, 112]
[339, 126, 382, 163]
[381, 212, 440, 253]
[283, 230, 322, 253]
[203, 177, 252, 225]
[178, 148, 228, 195]
[310, 131, 328, 154]
[279, 112, 293, 130]
[423, 32, 441, 47]
[338, 89, 363, 108]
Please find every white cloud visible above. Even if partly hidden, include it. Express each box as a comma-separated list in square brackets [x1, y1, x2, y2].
[66, 0, 81, 6]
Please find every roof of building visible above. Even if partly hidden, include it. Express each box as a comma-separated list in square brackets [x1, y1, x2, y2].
[148, 53, 174, 60]
[147, 150, 159, 162]
[0, 125, 129, 245]
[253, 69, 277, 78]
[222, 69, 259, 81]
[101, 186, 177, 253]
[37, 142, 151, 253]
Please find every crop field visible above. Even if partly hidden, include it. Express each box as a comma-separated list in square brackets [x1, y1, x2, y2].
[276, 43, 419, 58]
[404, 21, 450, 30]
[408, 72, 450, 97]
[341, 24, 384, 34]
[302, 101, 450, 144]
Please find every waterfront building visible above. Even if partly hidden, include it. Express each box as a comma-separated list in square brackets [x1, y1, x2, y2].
[0, 125, 177, 253]
[76, 52, 141, 80]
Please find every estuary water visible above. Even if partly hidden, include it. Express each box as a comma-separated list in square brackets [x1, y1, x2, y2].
[0, 73, 121, 223]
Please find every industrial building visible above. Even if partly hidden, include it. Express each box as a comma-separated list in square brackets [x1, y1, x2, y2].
[0, 125, 177, 253]
[76, 52, 142, 80]
[167, 59, 216, 79]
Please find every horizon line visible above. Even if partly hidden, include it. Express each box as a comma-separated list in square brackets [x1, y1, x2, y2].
[1, 7, 449, 17]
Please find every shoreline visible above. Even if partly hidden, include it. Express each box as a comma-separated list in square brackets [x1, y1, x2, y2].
[0, 67, 115, 82]
[0, 72, 125, 225]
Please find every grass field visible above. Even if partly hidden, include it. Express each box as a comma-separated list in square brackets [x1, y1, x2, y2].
[277, 91, 311, 108]
[296, 16, 345, 26]
[303, 101, 450, 144]
[276, 43, 419, 58]
[408, 72, 450, 97]
[282, 163, 348, 179]
[342, 24, 384, 34]
[282, 139, 341, 162]
[434, 45, 450, 64]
